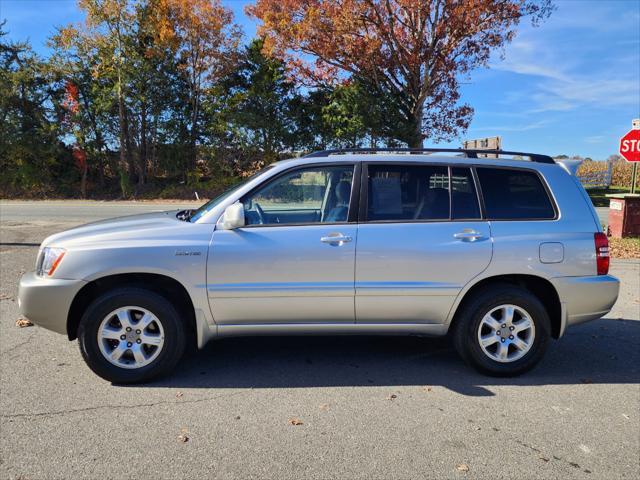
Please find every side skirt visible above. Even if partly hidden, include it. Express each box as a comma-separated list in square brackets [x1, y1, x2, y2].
[215, 323, 449, 339]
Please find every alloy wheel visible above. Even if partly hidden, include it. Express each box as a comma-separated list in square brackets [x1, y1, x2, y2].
[476, 304, 535, 363]
[97, 306, 165, 369]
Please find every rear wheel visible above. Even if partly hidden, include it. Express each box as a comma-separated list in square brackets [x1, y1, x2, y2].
[452, 285, 550, 376]
[78, 287, 185, 383]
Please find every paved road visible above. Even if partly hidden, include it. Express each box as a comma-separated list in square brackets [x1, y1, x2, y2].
[0, 203, 638, 479]
[0, 200, 202, 223]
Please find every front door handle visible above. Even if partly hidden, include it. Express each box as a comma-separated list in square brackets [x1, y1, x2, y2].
[321, 233, 353, 245]
[453, 230, 483, 241]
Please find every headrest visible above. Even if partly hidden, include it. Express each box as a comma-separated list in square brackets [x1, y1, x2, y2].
[335, 181, 351, 202]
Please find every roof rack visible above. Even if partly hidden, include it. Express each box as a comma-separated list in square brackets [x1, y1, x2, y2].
[303, 148, 555, 164]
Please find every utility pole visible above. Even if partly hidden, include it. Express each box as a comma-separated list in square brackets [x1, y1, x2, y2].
[631, 119, 639, 194]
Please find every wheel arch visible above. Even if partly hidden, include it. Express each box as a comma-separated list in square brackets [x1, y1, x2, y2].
[449, 274, 562, 339]
[67, 273, 197, 343]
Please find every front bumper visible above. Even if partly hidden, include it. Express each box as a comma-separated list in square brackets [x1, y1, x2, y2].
[550, 274, 620, 337]
[18, 271, 86, 336]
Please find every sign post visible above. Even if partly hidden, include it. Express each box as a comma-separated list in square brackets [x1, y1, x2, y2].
[463, 136, 501, 158]
[619, 124, 640, 194]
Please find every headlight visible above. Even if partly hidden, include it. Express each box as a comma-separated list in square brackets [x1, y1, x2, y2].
[36, 247, 66, 277]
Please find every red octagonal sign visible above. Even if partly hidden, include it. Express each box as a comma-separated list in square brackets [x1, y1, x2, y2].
[620, 129, 640, 162]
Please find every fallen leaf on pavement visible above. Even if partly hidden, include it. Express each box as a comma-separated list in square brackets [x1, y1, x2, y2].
[177, 427, 189, 442]
[609, 237, 640, 259]
[175, 391, 183, 398]
[288, 418, 303, 426]
[456, 464, 469, 472]
[16, 318, 33, 328]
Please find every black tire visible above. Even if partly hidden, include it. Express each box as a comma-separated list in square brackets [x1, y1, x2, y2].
[78, 287, 186, 384]
[452, 284, 551, 376]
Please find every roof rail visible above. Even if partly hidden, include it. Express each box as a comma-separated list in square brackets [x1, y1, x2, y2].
[303, 148, 555, 164]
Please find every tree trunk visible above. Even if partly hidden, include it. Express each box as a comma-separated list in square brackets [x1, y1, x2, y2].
[123, 107, 135, 179]
[407, 105, 424, 148]
[150, 114, 158, 178]
[80, 162, 88, 198]
[117, 90, 130, 197]
[80, 89, 105, 187]
[138, 104, 147, 186]
[114, 17, 132, 197]
[188, 75, 200, 175]
[96, 155, 105, 188]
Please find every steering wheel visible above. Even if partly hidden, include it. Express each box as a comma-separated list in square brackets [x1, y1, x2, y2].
[254, 202, 265, 224]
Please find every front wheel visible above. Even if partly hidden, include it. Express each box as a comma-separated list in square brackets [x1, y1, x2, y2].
[78, 287, 186, 384]
[452, 284, 551, 376]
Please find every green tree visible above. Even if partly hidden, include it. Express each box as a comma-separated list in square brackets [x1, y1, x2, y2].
[49, 26, 116, 194]
[155, 0, 241, 176]
[210, 38, 297, 166]
[0, 23, 67, 194]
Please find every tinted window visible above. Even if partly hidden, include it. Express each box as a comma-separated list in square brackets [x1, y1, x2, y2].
[242, 165, 354, 225]
[477, 168, 555, 220]
[367, 164, 450, 221]
[451, 167, 481, 219]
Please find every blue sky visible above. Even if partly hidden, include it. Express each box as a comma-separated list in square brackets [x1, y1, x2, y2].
[1, 0, 638, 159]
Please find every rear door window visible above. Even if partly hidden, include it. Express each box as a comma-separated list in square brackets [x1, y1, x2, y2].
[367, 164, 450, 221]
[477, 167, 555, 220]
[451, 167, 481, 220]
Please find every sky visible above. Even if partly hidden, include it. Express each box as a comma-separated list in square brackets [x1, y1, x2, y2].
[1, 0, 639, 160]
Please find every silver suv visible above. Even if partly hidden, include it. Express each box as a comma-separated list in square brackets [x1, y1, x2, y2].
[18, 149, 620, 383]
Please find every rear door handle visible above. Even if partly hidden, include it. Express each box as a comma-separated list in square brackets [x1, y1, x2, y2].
[453, 230, 483, 241]
[321, 233, 353, 245]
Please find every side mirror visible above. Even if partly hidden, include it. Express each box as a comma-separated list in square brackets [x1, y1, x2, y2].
[222, 203, 245, 230]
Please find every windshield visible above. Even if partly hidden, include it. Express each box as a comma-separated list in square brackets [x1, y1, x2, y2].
[189, 165, 276, 223]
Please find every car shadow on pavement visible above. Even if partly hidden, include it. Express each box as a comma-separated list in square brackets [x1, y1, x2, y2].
[132, 318, 640, 396]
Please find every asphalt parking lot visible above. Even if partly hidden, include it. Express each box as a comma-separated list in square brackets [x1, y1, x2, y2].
[1, 201, 638, 480]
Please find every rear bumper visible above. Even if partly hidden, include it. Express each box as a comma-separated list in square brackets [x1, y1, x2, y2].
[550, 274, 620, 337]
[17, 271, 86, 336]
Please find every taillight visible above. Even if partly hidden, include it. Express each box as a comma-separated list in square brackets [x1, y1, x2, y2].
[594, 232, 609, 275]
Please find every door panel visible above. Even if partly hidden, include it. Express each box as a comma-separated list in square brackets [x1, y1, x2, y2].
[355, 163, 491, 324]
[208, 224, 357, 324]
[355, 222, 492, 324]
[207, 163, 358, 325]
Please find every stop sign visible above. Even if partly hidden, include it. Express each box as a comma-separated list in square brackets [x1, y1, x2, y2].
[620, 129, 640, 162]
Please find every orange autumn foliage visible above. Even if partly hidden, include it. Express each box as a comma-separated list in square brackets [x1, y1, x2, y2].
[248, 0, 553, 146]
[151, 0, 241, 82]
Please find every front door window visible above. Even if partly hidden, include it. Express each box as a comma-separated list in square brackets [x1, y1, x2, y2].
[242, 165, 354, 226]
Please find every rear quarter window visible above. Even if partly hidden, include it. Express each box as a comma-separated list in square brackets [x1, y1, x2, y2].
[477, 167, 555, 220]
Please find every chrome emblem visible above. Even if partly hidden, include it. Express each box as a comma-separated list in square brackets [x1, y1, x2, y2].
[175, 250, 202, 256]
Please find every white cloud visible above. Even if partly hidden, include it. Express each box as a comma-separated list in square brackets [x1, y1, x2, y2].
[488, 2, 640, 114]
[525, 77, 640, 113]
[585, 135, 606, 144]
[472, 120, 551, 133]
[491, 40, 572, 82]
